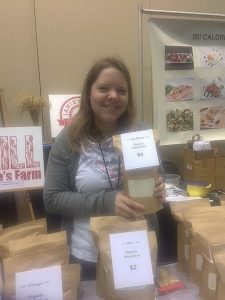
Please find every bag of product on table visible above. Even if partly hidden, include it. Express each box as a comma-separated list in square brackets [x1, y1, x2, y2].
[3, 230, 80, 300]
[171, 200, 225, 300]
[0, 218, 47, 259]
[90, 216, 157, 300]
[113, 134, 162, 215]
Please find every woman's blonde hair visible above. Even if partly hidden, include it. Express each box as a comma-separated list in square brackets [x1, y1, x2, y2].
[68, 57, 136, 150]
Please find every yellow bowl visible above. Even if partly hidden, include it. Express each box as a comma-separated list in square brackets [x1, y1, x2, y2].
[186, 184, 212, 198]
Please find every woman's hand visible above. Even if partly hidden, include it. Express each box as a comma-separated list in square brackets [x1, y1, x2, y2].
[115, 191, 145, 219]
[154, 176, 166, 203]
[115, 176, 166, 218]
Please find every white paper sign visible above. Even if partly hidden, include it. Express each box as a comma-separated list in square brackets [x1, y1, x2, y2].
[120, 129, 159, 170]
[16, 265, 63, 300]
[0, 127, 44, 191]
[109, 230, 154, 289]
[49, 94, 80, 138]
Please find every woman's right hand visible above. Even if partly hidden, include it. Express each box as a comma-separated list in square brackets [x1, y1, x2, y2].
[115, 191, 145, 219]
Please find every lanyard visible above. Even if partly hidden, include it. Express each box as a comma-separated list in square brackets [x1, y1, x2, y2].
[98, 142, 121, 191]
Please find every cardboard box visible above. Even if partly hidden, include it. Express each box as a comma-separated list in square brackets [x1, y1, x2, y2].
[183, 148, 216, 187]
[184, 147, 216, 160]
[216, 156, 225, 191]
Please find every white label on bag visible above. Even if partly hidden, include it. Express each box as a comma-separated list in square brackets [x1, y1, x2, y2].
[208, 272, 217, 291]
[121, 129, 159, 170]
[196, 254, 203, 271]
[109, 230, 154, 289]
[16, 265, 63, 300]
[184, 244, 190, 260]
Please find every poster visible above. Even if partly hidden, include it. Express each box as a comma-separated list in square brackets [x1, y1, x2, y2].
[148, 18, 225, 145]
[49, 94, 80, 138]
[0, 127, 44, 191]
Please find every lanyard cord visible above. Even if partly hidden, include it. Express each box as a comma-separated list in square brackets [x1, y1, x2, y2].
[98, 142, 121, 191]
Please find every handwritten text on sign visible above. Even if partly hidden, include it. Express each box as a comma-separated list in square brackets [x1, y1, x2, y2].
[16, 265, 63, 300]
[120, 129, 159, 171]
[109, 230, 154, 289]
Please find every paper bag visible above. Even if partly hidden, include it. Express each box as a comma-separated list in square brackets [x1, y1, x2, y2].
[90, 216, 157, 300]
[0, 218, 47, 259]
[3, 231, 70, 299]
[113, 134, 162, 214]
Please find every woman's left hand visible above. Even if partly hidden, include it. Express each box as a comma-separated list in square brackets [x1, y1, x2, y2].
[154, 176, 166, 203]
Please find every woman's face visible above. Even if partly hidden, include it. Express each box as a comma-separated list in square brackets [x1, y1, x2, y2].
[90, 67, 129, 133]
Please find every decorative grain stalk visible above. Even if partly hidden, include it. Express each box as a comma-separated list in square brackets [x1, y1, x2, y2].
[14, 94, 49, 125]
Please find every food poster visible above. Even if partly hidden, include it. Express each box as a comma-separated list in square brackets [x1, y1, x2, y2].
[149, 18, 225, 145]
[49, 94, 81, 138]
[0, 127, 44, 191]
[198, 47, 225, 68]
[200, 106, 225, 130]
[165, 78, 194, 102]
[165, 46, 194, 70]
[167, 109, 194, 132]
[200, 77, 225, 99]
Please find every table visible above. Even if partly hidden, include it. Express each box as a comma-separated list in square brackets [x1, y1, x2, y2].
[79, 264, 201, 300]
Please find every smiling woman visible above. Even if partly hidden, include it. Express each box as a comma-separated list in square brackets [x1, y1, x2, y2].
[43, 57, 166, 281]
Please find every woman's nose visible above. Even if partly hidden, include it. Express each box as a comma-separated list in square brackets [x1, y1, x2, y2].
[108, 89, 118, 100]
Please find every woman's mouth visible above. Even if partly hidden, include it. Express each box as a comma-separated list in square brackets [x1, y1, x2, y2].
[102, 104, 119, 111]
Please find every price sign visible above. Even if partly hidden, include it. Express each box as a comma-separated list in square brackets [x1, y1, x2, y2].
[120, 129, 159, 171]
[16, 265, 63, 300]
[109, 230, 154, 289]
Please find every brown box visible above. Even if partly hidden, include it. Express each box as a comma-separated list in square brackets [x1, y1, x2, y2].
[215, 156, 225, 190]
[183, 148, 216, 187]
[184, 147, 216, 160]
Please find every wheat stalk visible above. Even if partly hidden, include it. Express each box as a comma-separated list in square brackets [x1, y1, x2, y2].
[14, 93, 49, 125]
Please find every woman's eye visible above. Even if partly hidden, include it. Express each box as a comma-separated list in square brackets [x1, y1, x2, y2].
[118, 89, 127, 95]
[98, 86, 108, 92]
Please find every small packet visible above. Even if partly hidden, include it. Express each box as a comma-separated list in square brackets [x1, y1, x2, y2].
[156, 266, 185, 295]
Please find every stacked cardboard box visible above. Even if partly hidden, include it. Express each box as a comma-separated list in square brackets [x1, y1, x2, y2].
[215, 156, 225, 191]
[183, 147, 217, 188]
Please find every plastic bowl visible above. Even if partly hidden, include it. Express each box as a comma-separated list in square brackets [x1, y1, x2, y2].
[186, 183, 212, 198]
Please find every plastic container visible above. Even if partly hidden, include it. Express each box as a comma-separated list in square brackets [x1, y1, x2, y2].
[186, 183, 212, 198]
[165, 174, 180, 187]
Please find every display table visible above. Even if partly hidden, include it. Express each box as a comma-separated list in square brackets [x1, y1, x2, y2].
[79, 264, 201, 300]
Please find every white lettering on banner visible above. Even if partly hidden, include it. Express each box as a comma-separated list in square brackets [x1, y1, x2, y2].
[109, 230, 154, 289]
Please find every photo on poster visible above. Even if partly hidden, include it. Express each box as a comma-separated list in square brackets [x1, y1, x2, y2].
[165, 78, 194, 102]
[198, 47, 225, 68]
[166, 109, 194, 132]
[200, 77, 225, 99]
[200, 106, 225, 130]
[165, 46, 194, 70]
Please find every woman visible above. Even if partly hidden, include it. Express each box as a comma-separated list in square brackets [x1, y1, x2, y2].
[43, 57, 166, 280]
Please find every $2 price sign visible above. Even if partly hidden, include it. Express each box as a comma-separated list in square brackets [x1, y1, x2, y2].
[129, 264, 137, 271]
[109, 230, 154, 289]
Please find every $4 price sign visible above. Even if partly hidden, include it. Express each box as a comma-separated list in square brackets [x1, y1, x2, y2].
[121, 129, 159, 171]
